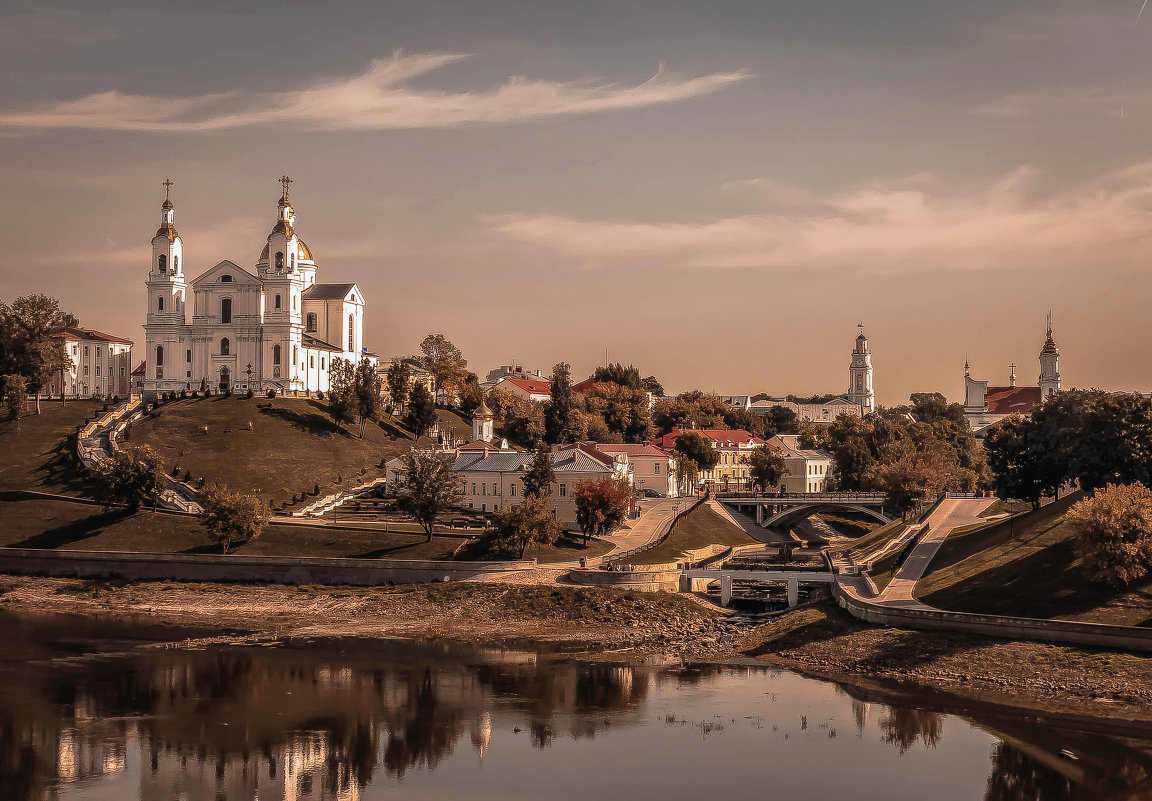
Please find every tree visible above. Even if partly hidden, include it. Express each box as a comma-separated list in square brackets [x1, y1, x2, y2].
[983, 415, 1053, 509]
[418, 333, 467, 404]
[866, 438, 953, 519]
[395, 449, 465, 541]
[673, 431, 720, 476]
[386, 360, 411, 415]
[1066, 483, 1152, 586]
[746, 445, 789, 492]
[652, 390, 730, 434]
[592, 362, 642, 389]
[328, 357, 356, 430]
[544, 362, 577, 445]
[487, 494, 562, 558]
[2, 374, 28, 432]
[458, 372, 483, 416]
[91, 444, 166, 511]
[353, 357, 381, 438]
[581, 381, 652, 443]
[198, 483, 270, 554]
[641, 375, 665, 397]
[521, 444, 556, 499]
[763, 405, 799, 437]
[405, 382, 437, 439]
[573, 477, 633, 545]
[673, 452, 699, 495]
[0, 294, 78, 413]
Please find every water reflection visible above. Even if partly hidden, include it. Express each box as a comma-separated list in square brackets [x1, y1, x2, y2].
[2, 615, 1152, 801]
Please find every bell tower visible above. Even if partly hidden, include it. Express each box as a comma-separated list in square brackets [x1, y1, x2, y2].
[144, 179, 188, 395]
[473, 398, 495, 443]
[848, 324, 875, 413]
[1038, 312, 1060, 399]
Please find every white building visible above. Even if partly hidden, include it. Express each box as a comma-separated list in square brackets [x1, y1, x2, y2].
[49, 327, 134, 398]
[142, 177, 371, 398]
[592, 443, 677, 497]
[490, 376, 551, 403]
[766, 434, 833, 494]
[963, 316, 1061, 434]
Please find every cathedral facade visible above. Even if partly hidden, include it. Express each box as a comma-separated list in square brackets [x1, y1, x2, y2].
[143, 178, 371, 398]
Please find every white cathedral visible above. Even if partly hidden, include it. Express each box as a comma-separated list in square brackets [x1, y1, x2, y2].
[143, 177, 372, 398]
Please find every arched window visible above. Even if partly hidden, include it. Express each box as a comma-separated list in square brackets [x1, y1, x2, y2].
[306, 313, 317, 332]
[158, 254, 166, 273]
[274, 294, 281, 310]
[173, 255, 179, 272]
[156, 345, 164, 366]
[220, 338, 230, 356]
[275, 252, 284, 271]
[290, 253, 296, 270]
[273, 344, 281, 365]
[220, 298, 232, 324]
[220, 275, 232, 283]
[293, 345, 298, 366]
[292, 295, 297, 311]
[348, 314, 354, 351]
[157, 296, 164, 311]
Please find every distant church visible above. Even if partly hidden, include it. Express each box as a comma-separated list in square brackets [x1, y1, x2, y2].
[143, 177, 372, 398]
[963, 315, 1060, 434]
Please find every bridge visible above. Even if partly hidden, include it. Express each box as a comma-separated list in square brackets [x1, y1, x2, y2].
[715, 492, 891, 529]
[682, 568, 835, 607]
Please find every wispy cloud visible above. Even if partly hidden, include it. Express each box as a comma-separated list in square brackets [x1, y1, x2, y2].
[488, 161, 1152, 272]
[973, 84, 1133, 119]
[0, 52, 749, 133]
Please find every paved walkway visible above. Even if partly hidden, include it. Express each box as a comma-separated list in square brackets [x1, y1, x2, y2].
[872, 498, 992, 609]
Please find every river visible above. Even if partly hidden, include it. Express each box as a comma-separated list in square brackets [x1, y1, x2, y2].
[1, 612, 1149, 800]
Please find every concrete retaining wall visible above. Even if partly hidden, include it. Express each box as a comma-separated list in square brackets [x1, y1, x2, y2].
[832, 582, 1152, 653]
[567, 567, 680, 592]
[0, 547, 535, 586]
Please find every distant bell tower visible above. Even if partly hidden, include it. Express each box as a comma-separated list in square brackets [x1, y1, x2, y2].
[848, 324, 875, 413]
[473, 397, 494, 442]
[144, 178, 187, 394]
[1038, 312, 1060, 399]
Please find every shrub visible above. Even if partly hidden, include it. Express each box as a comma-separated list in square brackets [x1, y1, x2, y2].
[180, 389, 187, 399]
[183, 470, 192, 483]
[1067, 483, 1152, 586]
[245, 388, 254, 399]
[111, 395, 120, 403]
[317, 390, 325, 400]
[267, 389, 276, 399]
[314, 483, 320, 496]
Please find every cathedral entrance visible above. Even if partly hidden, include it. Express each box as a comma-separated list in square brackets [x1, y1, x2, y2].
[219, 367, 231, 392]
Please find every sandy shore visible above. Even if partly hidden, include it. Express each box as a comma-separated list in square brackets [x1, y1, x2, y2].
[3, 576, 1151, 726]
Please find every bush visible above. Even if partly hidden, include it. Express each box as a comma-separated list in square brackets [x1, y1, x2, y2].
[317, 390, 325, 400]
[314, 483, 320, 496]
[267, 389, 276, 399]
[183, 470, 192, 483]
[1067, 483, 1152, 586]
[180, 389, 187, 399]
[245, 388, 254, 399]
[111, 395, 120, 403]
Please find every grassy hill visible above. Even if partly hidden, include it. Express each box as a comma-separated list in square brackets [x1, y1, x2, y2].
[916, 494, 1152, 627]
[0, 400, 106, 494]
[618, 503, 758, 566]
[129, 396, 466, 505]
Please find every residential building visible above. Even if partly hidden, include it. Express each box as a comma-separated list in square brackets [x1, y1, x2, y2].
[378, 357, 435, 410]
[649, 427, 765, 491]
[491, 376, 551, 403]
[482, 364, 545, 388]
[592, 443, 677, 497]
[748, 397, 866, 424]
[766, 435, 833, 494]
[141, 177, 372, 399]
[963, 315, 1061, 434]
[48, 327, 134, 398]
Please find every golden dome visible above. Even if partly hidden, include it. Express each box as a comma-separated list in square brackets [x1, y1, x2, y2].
[154, 223, 179, 241]
[474, 398, 494, 420]
[259, 237, 312, 262]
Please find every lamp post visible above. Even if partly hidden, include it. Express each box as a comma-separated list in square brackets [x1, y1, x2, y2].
[246, 363, 253, 390]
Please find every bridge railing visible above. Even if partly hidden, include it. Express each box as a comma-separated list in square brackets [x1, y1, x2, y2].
[715, 491, 887, 502]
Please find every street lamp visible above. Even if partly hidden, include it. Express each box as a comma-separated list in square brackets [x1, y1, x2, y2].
[246, 363, 253, 389]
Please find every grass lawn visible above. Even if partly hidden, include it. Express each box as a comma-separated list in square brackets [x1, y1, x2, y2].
[817, 510, 882, 538]
[837, 517, 910, 562]
[0, 400, 105, 494]
[916, 494, 1152, 626]
[978, 498, 1033, 518]
[617, 503, 758, 566]
[130, 396, 442, 504]
[458, 532, 614, 563]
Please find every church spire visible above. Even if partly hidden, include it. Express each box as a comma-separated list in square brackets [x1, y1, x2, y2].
[156, 178, 178, 240]
[1038, 311, 1060, 398]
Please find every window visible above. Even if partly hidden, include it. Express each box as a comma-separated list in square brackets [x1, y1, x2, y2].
[321, 358, 325, 369]
[221, 274, 233, 283]
[293, 346, 298, 365]
[293, 295, 297, 311]
[72, 345, 77, 355]
[157, 296, 164, 311]
[275, 294, 281, 310]
[559, 484, 567, 498]
[290, 253, 295, 270]
[348, 315, 354, 351]
[96, 346, 101, 358]
[510, 484, 516, 497]
[186, 349, 192, 363]
[221, 298, 232, 324]
[275, 252, 284, 271]
[120, 367, 125, 376]
[156, 345, 164, 366]
[654, 463, 660, 474]
[273, 344, 281, 365]
[220, 338, 230, 356]
[482, 483, 487, 496]
[83, 365, 89, 376]
[306, 313, 317, 332]
[173, 255, 178, 272]
[472, 483, 476, 495]
[95, 365, 101, 376]
[83, 345, 89, 357]
[309, 355, 314, 368]
[158, 254, 167, 273]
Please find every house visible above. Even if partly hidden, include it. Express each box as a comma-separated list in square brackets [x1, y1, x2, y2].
[592, 443, 677, 497]
[766, 435, 833, 494]
[649, 427, 765, 491]
[491, 376, 551, 403]
[963, 316, 1061, 434]
[482, 364, 545, 388]
[48, 327, 134, 398]
[378, 357, 435, 411]
[749, 397, 866, 425]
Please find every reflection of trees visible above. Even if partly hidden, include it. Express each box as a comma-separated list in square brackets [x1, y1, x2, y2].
[878, 707, 943, 754]
[984, 743, 1075, 801]
[382, 669, 463, 778]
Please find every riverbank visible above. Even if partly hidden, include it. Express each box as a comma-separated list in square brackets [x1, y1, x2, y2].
[2, 576, 1151, 725]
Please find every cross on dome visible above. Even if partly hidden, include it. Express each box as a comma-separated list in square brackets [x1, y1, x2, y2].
[162, 178, 174, 200]
[279, 174, 293, 200]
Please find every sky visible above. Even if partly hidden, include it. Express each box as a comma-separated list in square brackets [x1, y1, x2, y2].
[3, 0, 1152, 403]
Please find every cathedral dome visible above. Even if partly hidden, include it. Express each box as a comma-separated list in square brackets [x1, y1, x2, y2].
[259, 237, 312, 261]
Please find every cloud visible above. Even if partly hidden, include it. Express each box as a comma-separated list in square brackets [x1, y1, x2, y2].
[0, 52, 749, 132]
[973, 84, 1132, 119]
[487, 161, 1152, 273]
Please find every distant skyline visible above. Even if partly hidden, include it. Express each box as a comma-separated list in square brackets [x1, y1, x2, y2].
[4, 1, 1152, 403]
